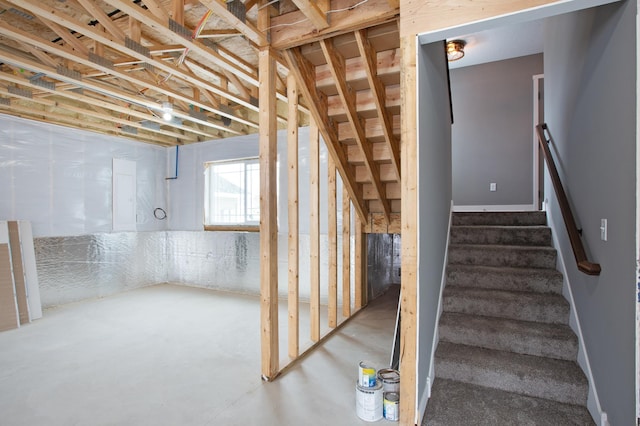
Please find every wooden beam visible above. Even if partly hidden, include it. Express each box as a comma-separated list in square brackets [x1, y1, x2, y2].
[197, 29, 241, 38]
[172, 0, 185, 24]
[0, 44, 241, 135]
[270, 0, 399, 49]
[289, 0, 330, 30]
[76, 0, 126, 41]
[140, 0, 169, 21]
[287, 72, 300, 359]
[284, 47, 369, 224]
[342, 187, 351, 317]
[320, 38, 391, 224]
[355, 30, 401, 181]
[354, 213, 366, 310]
[309, 117, 321, 343]
[401, 0, 565, 37]
[199, 0, 268, 47]
[0, 19, 253, 131]
[328, 155, 338, 328]
[42, 21, 89, 55]
[259, 46, 279, 380]
[399, 34, 417, 426]
[0, 70, 215, 139]
[128, 16, 142, 42]
[96, 0, 260, 86]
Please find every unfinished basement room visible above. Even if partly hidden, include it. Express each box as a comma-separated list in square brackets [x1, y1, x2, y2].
[0, 1, 637, 426]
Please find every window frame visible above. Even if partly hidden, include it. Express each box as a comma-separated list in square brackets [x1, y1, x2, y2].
[203, 157, 260, 232]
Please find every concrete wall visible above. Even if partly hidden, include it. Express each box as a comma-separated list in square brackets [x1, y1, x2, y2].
[417, 41, 453, 413]
[450, 54, 542, 208]
[544, 1, 636, 424]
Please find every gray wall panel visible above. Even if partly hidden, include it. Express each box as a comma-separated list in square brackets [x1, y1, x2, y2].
[451, 54, 542, 207]
[544, 1, 636, 424]
[417, 41, 453, 408]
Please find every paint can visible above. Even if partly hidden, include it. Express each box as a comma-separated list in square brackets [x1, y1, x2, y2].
[358, 361, 377, 387]
[355, 381, 383, 422]
[383, 392, 400, 422]
[377, 368, 400, 393]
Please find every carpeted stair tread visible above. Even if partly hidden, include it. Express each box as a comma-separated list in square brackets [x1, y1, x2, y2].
[434, 342, 588, 406]
[449, 244, 557, 269]
[450, 225, 552, 246]
[447, 264, 563, 294]
[439, 312, 578, 360]
[443, 287, 569, 324]
[452, 211, 547, 227]
[422, 378, 594, 426]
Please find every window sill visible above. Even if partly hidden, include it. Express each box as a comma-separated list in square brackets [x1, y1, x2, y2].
[204, 225, 260, 232]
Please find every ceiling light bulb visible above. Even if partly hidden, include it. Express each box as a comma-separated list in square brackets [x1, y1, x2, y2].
[161, 101, 173, 121]
[446, 40, 466, 62]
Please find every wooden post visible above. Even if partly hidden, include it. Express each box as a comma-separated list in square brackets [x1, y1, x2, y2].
[354, 214, 367, 310]
[309, 118, 321, 342]
[328, 156, 337, 328]
[342, 187, 351, 318]
[399, 34, 417, 425]
[287, 73, 300, 359]
[259, 45, 279, 380]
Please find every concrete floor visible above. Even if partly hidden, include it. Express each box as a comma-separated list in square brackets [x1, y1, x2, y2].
[0, 284, 400, 425]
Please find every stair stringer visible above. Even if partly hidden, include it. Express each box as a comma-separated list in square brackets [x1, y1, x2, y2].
[547, 207, 608, 426]
[417, 201, 454, 423]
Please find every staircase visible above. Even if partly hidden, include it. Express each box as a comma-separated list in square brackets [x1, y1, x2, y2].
[423, 211, 594, 425]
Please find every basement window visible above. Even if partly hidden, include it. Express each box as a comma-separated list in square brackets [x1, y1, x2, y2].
[204, 158, 260, 230]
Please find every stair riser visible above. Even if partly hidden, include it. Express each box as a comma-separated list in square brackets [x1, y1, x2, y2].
[449, 246, 557, 269]
[435, 357, 588, 406]
[439, 323, 578, 361]
[452, 212, 547, 227]
[450, 227, 552, 246]
[447, 267, 563, 294]
[443, 295, 569, 324]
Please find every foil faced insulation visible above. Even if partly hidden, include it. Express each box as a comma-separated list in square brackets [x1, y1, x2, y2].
[35, 232, 167, 307]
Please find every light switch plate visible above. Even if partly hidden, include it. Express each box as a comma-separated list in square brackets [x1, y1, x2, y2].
[600, 219, 607, 241]
[490, 183, 497, 192]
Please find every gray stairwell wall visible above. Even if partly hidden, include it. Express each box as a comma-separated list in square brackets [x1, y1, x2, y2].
[417, 41, 453, 413]
[544, 1, 636, 424]
[450, 54, 543, 208]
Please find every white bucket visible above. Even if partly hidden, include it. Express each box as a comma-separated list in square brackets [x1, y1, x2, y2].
[377, 368, 400, 393]
[355, 381, 383, 422]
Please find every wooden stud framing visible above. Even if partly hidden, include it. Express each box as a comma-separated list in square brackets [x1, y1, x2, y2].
[328, 156, 338, 328]
[342, 187, 351, 318]
[259, 46, 279, 380]
[354, 214, 367, 310]
[309, 117, 321, 343]
[289, 0, 330, 30]
[287, 73, 300, 359]
[399, 34, 417, 426]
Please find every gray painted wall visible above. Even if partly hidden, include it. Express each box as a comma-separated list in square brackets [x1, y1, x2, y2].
[450, 54, 543, 207]
[417, 41, 453, 409]
[544, 1, 636, 424]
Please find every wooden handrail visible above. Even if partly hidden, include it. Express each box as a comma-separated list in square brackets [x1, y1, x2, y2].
[536, 123, 601, 276]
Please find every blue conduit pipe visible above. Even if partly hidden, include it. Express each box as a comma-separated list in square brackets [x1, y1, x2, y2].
[166, 145, 179, 180]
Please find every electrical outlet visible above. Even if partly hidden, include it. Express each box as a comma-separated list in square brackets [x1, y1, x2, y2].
[490, 182, 497, 192]
[600, 219, 607, 241]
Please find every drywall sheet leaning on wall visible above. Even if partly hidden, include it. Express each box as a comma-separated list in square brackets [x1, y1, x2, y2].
[8, 221, 29, 324]
[8, 221, 42, 320]
[0, 221, 19, 331]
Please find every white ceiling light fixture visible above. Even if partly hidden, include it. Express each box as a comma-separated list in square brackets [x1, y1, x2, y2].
[161, 101, 173, 121]
[446, 40, 466, 62]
